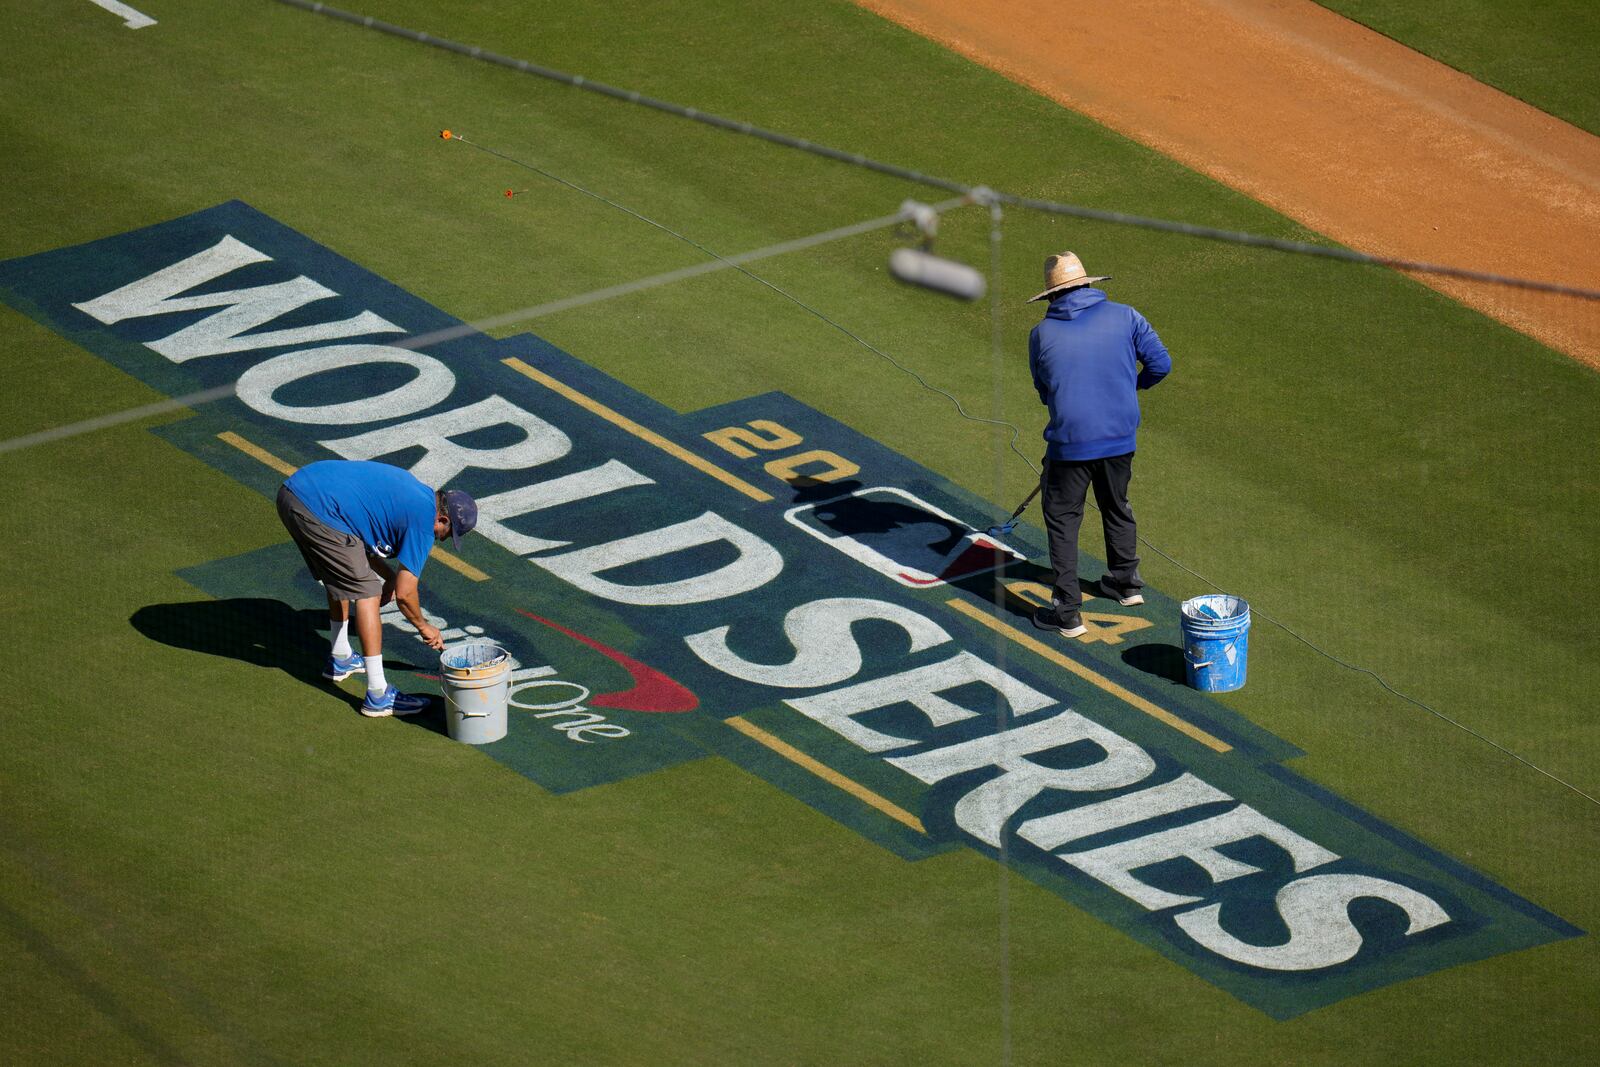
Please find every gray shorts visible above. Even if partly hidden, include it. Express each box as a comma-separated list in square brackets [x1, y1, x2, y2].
[276, 485, 385, 601]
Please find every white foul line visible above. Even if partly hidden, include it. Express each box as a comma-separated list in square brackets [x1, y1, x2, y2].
[87, 0, 157, 29]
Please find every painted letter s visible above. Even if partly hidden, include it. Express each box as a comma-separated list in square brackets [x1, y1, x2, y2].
[1174, 872, 1451, 971]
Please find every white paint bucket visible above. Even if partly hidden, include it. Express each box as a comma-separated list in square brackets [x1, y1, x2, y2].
[439, 641, 511, 744]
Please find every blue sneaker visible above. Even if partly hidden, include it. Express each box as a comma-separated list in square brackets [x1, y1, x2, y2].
[360, 685, 431, 718]
[323, 653, 365, 682]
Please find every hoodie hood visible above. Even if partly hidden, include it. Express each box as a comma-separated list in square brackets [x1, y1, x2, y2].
[1044, 287, 1108, 320]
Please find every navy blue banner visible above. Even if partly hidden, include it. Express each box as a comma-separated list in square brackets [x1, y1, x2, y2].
[0, 201, 1577, 1017]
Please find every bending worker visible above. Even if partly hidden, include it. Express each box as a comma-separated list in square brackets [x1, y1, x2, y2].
[276, 459, 477, 717]
[1026, 252, 1170, 638]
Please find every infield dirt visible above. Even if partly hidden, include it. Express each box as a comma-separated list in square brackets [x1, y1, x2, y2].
[856, 0, 1600, 368]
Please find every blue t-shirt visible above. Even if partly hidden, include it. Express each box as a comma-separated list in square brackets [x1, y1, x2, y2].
[285, 461, 436, 576]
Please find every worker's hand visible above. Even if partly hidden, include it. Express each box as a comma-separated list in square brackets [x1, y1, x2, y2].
[418, 622, 446, 651]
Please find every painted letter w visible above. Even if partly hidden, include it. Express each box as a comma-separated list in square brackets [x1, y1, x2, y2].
[72, 235, 402, 362]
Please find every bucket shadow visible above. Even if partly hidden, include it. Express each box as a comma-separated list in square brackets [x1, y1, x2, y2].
[396, 696, 450, 736]
[1121, 642, 1188, 685]
[129, 598, 428, 714]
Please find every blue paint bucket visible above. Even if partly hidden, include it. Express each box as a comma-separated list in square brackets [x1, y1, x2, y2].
[1179, 595, 1250, 692]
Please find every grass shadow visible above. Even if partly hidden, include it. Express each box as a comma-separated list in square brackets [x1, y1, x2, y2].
[129, 598, 427, 714]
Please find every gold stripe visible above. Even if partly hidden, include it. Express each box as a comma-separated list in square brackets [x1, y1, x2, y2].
[429, 546, 490, 582]
[217, 431, 298, 476]
[219, 431, 491, 583]
[945, 599, 1233, 753]
[502, 357, 774, 502]
[726, 716, 926, 833]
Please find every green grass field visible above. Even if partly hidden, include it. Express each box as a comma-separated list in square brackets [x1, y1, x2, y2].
[1318, 0, 1600, 134]
[3, 1, 1597, 1063]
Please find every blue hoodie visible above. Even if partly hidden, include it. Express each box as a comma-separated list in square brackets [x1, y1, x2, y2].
[1028, 287, 1171, 460]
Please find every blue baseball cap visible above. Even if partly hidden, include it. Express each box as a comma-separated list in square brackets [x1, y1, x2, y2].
[441, 489, 477, 549]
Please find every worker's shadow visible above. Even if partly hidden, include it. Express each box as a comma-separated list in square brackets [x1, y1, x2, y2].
[129, 598, 432, 716]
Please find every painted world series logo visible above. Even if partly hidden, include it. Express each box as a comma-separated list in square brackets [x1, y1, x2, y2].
[0, 201, 1577, 1018]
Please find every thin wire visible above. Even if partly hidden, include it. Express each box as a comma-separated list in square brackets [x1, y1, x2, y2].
[275, 0, 970, 195]
[459, 136, 1599, 811]
[0, 385, 239, 455]
[986, 197, 1012, 1067]
[999, 194, 1600, 300]
[275, 0, 1600, 303]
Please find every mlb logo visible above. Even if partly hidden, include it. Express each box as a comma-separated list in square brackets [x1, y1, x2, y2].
[784, 486, 1024, 587]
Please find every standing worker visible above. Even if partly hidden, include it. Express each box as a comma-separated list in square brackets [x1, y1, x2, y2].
[276, 460, 478, 716]
[1026, 252, 1170, 637]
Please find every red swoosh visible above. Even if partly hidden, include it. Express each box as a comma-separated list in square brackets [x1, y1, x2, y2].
[516, 609, 699, 714]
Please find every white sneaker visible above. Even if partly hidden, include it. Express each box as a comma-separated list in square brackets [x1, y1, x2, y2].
[1100, 580, 1144, 606]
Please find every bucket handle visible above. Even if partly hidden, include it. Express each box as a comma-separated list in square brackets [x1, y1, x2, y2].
[445, 691, 491, 719]
[1186, 638, 1240, 670]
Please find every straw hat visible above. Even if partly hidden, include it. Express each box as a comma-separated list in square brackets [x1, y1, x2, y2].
[1026, 251, 1111, 303]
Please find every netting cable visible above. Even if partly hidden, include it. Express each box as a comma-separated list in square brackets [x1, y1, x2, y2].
[274, 0, 1600, 302]
[986, 196, 1014, 1067]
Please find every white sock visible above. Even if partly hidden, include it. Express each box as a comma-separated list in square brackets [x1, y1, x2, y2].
[331, 619, 352, 658]
[365, 656, 387, 694]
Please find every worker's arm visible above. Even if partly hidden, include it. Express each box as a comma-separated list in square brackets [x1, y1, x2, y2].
[1028, 328, 1050, 404]
[1133, 311, 1171, 390]
[393, 567, 444, 650]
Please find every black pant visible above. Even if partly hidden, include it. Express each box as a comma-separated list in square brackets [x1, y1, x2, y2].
[1040, 452, 1141, 614]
